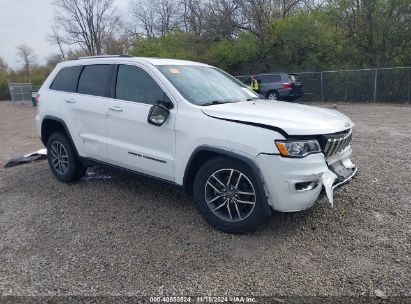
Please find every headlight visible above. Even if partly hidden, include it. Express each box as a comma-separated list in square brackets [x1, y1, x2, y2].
[275, 139, 321, 158]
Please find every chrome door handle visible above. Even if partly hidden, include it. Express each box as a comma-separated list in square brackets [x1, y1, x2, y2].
[108, 106, 123, 112]
[65, 98, 76, 103]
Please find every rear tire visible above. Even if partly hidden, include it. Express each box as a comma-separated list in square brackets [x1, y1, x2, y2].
[193, 157, 272, 233]
[46, 132, 86, 183]
[266, 91, 279, 100]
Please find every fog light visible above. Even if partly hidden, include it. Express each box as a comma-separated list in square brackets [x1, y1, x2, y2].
[295, 181, 319, 192]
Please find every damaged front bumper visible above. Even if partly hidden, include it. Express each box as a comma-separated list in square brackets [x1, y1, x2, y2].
[321, 154, 357, 207]
[255, 146, 357, 212]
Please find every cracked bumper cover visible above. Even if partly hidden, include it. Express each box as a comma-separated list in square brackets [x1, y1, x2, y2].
[321, 156, 357, 207]
[254, 146, 357, 212]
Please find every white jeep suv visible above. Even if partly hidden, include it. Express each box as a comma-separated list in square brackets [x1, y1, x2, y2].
[35, 55, 357, 233]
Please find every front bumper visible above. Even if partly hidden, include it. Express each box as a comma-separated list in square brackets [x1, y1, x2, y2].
[254, 147, 356, 212]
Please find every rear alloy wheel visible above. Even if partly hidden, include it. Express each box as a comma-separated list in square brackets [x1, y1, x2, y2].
[47, 132, 85, 183]
[267, 91, 279, 100]
[194, 157, 272, 233]
[49, 140, 69, 175]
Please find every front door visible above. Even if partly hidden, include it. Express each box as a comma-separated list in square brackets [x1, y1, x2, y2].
[106, 64, 176, 181]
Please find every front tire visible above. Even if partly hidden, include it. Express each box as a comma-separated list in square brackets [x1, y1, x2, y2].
[193, 157, 272, 233]
[47, 132, 85, 183]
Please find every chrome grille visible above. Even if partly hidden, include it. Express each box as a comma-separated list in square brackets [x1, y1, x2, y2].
[323, 130, 352, 158]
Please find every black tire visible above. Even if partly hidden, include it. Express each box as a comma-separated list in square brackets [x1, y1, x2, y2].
[193, 156, 272, 233]
[266, 90, 279, 100]
[46, 132, 86, 183]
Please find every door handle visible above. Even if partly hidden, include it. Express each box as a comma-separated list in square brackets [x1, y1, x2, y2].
[65, 98, 76, 103]
[108, 106, 123, 112]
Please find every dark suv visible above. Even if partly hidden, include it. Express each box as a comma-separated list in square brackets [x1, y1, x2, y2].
[243, 73, 304, 101]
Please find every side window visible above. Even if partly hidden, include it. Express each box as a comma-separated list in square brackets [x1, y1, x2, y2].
[243, 77, 251, 85]
[259, 75, 270, 83]
[272, 75, 281, 82]
[77, 64, 111, 97]
[115, 65, 163, 104]
[50, 66, 83, 92]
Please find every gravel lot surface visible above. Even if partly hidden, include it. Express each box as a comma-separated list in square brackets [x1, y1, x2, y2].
[0, 101, 410, 299]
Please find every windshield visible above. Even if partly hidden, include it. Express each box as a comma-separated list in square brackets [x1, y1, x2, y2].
[157, 65, 259, 105]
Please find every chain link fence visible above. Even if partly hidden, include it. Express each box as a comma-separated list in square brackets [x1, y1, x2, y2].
[6, 82, 41, 103]
[296, 67, 411, 103]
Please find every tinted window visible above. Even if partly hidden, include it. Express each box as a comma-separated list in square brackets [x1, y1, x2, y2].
[50, 66, 83, 92]
[77, 65, 111, 97]
[242, 77, 251, 85]
[270, 74, 282, 82]
[116, 65, 163, 104]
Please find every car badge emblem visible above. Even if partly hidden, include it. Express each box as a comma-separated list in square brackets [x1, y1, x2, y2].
[344, 122, 350, 127]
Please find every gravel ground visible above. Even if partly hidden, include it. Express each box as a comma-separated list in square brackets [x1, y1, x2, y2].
[0, 101, 410, 299]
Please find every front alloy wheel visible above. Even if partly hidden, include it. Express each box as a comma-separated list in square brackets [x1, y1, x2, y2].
[205, 169, 256, 222]
[194, 157, 272, 233]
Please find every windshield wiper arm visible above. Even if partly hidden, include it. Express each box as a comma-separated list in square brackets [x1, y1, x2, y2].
[201, 100, 230, 106]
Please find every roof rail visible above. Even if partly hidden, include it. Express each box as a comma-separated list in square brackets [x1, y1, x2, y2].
[77, 54, 132, 59]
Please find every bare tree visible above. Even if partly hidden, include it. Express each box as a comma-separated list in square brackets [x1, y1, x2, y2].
[0, 57, 8, 74]
[154, 0, 179, 36]
[52, 0, 120, 55]
[46, 54, 64, 66]
[285, 0, 304, 17]
[180, 0, 206, 36]
[236, 0, 276, 41]
[16, 44, 36, 74]
[130, 0, 179, 37]
[48, 28, 66, 60]
[204, 0, 242, 39]
[130, 0, 156, 37]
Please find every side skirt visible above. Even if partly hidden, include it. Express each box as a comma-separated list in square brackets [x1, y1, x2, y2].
[80, 157, 184, 191]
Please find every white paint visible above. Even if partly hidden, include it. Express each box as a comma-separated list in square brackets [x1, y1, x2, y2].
[36, 57, 357, 212]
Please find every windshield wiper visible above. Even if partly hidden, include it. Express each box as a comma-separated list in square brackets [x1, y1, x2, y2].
[201, 100, 231, 106]
[246, 97, 259, 101]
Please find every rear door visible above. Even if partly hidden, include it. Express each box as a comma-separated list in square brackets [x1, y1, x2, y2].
[105, 64, 176, 181]
[287, 74, 303, 93]
[257, 75, 270, 93]
[48, 65, 83, 119]
[61, 64, 113, 161]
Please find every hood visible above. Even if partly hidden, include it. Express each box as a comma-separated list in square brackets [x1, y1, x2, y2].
[201, 100, 354, 136]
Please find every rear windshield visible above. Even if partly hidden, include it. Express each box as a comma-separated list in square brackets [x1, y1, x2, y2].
[288, 74, 299, 82]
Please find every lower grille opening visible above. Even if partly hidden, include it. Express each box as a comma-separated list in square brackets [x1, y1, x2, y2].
[295, 181, 319, 192]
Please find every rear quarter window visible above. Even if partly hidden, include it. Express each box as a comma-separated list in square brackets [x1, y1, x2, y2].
[50, 66, 83, 92]
[77, 64, 112, 97]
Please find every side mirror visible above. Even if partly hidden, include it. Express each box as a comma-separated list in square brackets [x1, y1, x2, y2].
[147, 100, 173, 126]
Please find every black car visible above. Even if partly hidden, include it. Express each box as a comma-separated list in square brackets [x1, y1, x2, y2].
[242, 73, 304, 101]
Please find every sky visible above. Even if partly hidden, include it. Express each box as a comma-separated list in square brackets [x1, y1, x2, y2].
[0, 0, 129, 70]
